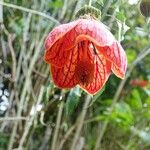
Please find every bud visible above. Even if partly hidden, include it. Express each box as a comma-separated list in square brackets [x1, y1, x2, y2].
[140, 0, 150, 17]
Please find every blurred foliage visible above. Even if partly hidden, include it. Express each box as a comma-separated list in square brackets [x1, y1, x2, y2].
[0, 0, 150, 150]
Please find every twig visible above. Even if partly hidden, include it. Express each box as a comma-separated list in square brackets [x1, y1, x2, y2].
[58, 124, 76, 150]
[94, 46, 150, 150]
[16, 13, 32, 83]
[33, 68, 47, 78]
[51, 101, 64, 150]
[88, 0, 92, 6]
[1, 24, 17, 82]
[0, 0, 3, 23]
[0, 117, 28, 121]
[60, 0, 68, 20]
[17, 86, 45, 150]
[101, 0, 113, 21]
[70, 95, 92, 150]
[0, 1, 60, 24]
[39, 127, 52, 150]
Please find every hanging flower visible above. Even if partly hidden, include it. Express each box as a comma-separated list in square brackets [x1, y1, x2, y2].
[44, 18, 127, 95]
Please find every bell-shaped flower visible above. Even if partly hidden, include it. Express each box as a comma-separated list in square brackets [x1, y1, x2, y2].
[44, 18, 127, 95]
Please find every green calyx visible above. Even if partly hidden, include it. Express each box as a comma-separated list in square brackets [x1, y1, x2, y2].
[75, 5, 101, 19]
[140, 0, 150, 17]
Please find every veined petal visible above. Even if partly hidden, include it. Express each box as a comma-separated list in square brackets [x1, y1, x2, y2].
[44, 38, 71, 68]
[79, 54, 111, 95]
[44, 20, 80, 67]
[45, 20, 79, 50]
[99, 42, 127, 79]
[50, 46, 78, 88]
[74, 19, 115, 47]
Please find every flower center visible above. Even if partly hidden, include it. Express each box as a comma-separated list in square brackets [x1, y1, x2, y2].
[74, 41, 95, 85]
[75, 60, 94, 86]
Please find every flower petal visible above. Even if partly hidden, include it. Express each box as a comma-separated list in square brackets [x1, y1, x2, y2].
[74, 19, 115, 47]
[79, 54, 111, 95]
[44, 38, 71, 68]
[44, 20, 80, 67]
[45, 20, 79, 50]
[99, 42, 127, 79]
[50, 46, 78, 88]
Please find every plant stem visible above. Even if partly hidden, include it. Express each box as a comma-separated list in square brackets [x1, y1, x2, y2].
[101, 0, 113, 21]
[17, 86, 45, 150]
[70, 95, 92, 150]
[58, 124, 76, 150]
[88, 0, 92, 6]
[0, 0, 3, 23]
[0, 117, 28, 121]
[51, 101, 64, 150]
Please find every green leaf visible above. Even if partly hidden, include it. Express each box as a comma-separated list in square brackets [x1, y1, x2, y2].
[126, 48, 137, 64]
[116, 9, 126, 22]
[143, 97, 150, 118]
[105, 102, 134, 127]
[96, 0, 104, 6]
[49, 0, 63, 8]
[0, 133, 9, 149]
[127, 89, 143, 110]
[65, 87, 82, 116]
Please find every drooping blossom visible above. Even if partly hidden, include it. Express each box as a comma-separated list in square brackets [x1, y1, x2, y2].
[44, 18, 127, 95]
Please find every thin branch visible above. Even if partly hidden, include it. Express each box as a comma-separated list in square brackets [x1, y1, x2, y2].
[101, 0, 113, 21]
[39, 127, 52, 150]
[0, 1, 60, 24]
[58, 124, 76, 150]
[17, 86, 45, 150]
[51, 101, 64, 150]
[8, 35, 17, 82]
[1, 24, 17, 82]
[70, 95, 92, 150]
[33, 68, 47, 79]
[0, 0, 3, 23]
[88, 0, 92, 6]
[60, 0, 68, 20]
[0, 117, 28, 121]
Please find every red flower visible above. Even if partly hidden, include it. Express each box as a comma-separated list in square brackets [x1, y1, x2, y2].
[44, 19, 127, 95]
[130, 79, 149, 88]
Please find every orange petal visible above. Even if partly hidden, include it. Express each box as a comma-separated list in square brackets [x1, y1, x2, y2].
[99, 42, 127, 79]
[44, 20, 80, 67]
[79, 54, 111, 95]
[50, 46, 78, 88]
[44, 38, 71, 68]
[45, 20, 79, 50]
